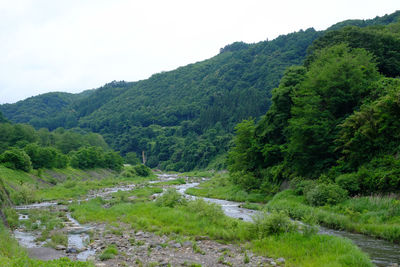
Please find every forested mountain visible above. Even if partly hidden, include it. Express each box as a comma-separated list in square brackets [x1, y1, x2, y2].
[1, 11, 399, 171]
[1, 29, 320, 171]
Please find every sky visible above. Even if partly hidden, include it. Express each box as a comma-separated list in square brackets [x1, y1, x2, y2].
[0, 0, 399, 104]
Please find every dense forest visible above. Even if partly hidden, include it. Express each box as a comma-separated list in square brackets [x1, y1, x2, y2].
[228, 20, 400, 196]
[1, 11, 400, 172]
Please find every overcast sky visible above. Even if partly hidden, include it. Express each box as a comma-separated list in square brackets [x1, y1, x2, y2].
[0, 0, 398, 104]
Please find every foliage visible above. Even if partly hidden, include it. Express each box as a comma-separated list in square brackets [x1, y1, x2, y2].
[132, 164, 152, 177]
[228, 20, 400, 196]
[1, 29, 321, 171]
[70, 146, 123, 171]
[306, 183, 348, 206]
[252, 211, 297, 238]
[155, 188, 186, 208]
[335, 173, 360, 196]
[0, 149, 32, 172]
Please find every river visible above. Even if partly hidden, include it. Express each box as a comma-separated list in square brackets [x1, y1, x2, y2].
[13, 173, 400, 266]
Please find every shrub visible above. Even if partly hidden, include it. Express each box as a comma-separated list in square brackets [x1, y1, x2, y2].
[290, 178, 316, 195]
[306, 183, 348, 206]
[186, 199, 225, 223]
[132, 164, 151, 177]
[4, 208, 19, 229]
[0, 149, 32, 172]
[252, 211, 297, 238]
[156, 188, 186, 207]
[99, 244, 118, 261]
[335, 173, 360, 195]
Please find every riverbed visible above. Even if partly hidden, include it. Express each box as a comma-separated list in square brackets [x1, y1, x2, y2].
[13, 173, 400, 266]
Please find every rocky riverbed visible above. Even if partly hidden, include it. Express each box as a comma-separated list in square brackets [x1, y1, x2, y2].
[13, 174, 285, 266]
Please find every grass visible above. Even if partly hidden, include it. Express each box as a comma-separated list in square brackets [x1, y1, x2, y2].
[69, 185, 373, 266]
[99, 244, 119, 261]
[251, 232, 372, 267]
[151, 178, 186, 186]
[266, 190, 400, 243]
[185, 173, 271, 203]
[0, 165, 157, 204]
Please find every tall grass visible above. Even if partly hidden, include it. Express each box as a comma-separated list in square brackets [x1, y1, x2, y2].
[267, 190, 400, 243]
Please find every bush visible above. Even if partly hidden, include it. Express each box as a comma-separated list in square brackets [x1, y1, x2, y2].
[0, 149, 32, 172]
[306, 183, 348, 206]
[186, 199, 225, 223]
[335, 173, 360, 195]
[291, 179, 316, 196]
[132, 164, 151, 177]
[252, 211, 297, 238]
[156, 188, 186, 207]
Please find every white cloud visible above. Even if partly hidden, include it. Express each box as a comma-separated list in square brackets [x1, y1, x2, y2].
[0, 0, 398, 103]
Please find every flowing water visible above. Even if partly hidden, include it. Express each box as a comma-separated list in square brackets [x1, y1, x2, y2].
[13, 173, 400, 266]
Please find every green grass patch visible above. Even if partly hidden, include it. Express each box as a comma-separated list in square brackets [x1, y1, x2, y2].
[151, 178, 186, 186]
[99, 244, 119, 261]
[251, 232, 372, 267]
[185, 173, 270, 203]
[70, 197, 252, 242]
[267, 190, 400, 243]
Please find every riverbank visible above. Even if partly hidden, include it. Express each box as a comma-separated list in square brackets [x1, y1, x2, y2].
[1, 169, 375, 266]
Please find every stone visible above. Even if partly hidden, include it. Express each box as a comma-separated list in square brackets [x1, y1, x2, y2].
[183, 241, 193, 247]
[55, 245, 66, 250]
[172, 242, 182, 248]
[135, 231, 144, 236]
[66, 248, 77, 253]
[270, 261, 277, 266]
[277, 257, 285, 263]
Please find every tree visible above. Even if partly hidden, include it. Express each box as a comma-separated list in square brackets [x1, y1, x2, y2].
[286, 44, 380, 177]
[0, 149, 32, 172]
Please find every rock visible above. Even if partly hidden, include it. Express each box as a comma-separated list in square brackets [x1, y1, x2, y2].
[135, 231, 144, 237]
[66, 248, 77, 253]
[183, 241, 192, 247]
[55, 245, 66, 250]
[171, 242, 182, 248]
[270, 261, 277, 266]
[277, 257, 285, 263]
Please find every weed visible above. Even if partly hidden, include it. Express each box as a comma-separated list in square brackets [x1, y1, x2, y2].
[99, 244, 119, 261]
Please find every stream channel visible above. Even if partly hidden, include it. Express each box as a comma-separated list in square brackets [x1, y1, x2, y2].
[13, 173, 400, 266]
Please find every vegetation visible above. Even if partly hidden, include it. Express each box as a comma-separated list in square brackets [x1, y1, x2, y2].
[0, 121, 123, 172]
[185, 172, 270, 203]
[68, 183, 372, 266]
[228, 21, 400, 196]
[266, 190, 400, 243]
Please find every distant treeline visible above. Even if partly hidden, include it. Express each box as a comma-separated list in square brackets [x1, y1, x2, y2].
[0, 121, 123, 172]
